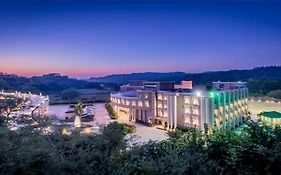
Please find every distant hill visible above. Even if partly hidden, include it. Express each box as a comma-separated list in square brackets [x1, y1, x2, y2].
[0, 73, 118, 94]
[1, 66, 281, 97]
[89, 72, 187, 84]
[89, 66, 281, 85]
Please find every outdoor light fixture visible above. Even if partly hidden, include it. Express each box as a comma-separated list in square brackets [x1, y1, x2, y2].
[196, 91, 201, 97]
[209, 92, 215, 98]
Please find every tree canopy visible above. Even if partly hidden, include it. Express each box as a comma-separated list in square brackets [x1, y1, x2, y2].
[1, 120, 281, 175]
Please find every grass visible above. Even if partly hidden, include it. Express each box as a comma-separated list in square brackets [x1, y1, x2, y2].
[249, 101, 281, 115]
[48, 88, 115, 104]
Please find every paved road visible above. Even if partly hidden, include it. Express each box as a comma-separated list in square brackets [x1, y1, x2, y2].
[93, 103, 168, 143]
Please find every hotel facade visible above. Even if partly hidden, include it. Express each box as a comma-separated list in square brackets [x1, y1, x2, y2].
[110, 81, 249, 130]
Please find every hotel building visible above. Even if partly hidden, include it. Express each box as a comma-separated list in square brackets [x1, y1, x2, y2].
[110, 81, 249, 130]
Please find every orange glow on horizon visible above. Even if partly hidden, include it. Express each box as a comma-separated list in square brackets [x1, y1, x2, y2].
[0, 66, 148, 78]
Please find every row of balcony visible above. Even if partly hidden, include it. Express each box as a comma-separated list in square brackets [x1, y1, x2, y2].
[111, 97, 150, 108]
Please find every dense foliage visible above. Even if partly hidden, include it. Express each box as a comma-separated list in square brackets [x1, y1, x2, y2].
[105, 103, 118, 119]
[267, 89, 281, 99]
[0, 73, 119, 95]
[1, 120, 281, 175]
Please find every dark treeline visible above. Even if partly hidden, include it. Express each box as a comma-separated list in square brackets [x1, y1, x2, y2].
[0, 73, 119, 95]
[1, 66, 281, 98]
[89, 66, 281, 84]
[1, 120, 281, 175]
[92, 66, 281, 98]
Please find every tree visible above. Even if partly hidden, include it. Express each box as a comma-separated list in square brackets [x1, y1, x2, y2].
[0, 97, 23, 123]
[105, 103, 118, 119]
[268, 89, 281, 99]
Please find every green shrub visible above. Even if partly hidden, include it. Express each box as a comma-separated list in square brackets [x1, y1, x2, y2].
[105, 103, 118, 119]
[124, 123, 136, 133]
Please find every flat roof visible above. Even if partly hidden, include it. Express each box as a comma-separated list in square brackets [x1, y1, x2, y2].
[111, 91, 139, 99]
[212, 81, 247, 84]
[258, 111, 281, 118]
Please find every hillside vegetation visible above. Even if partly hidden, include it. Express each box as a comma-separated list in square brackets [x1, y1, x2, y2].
[90, 66, 281, 98]
[89, 66, 281, 84]
[1, 66, 281, 99]
[1, 120, 281, 175]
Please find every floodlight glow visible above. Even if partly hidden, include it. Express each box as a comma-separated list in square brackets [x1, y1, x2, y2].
[209, 92, 215, 98]
[196, 91, 201, 97]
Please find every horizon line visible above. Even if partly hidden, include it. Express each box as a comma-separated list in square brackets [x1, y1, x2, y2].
[1, 65, 280, 79]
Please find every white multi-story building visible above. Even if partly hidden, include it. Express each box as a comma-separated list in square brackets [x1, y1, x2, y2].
[110, 81, 248, 130]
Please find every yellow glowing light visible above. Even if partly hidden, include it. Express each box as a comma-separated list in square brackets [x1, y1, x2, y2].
[74, 116, 81, 128]
[42, 126, 53, 134]
[62, 128, 71, 135]
[83, 127, 93, 134]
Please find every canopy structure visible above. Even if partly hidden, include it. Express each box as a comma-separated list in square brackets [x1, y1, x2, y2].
[258, 111, 281, 118]
[258, 111, 281, 126]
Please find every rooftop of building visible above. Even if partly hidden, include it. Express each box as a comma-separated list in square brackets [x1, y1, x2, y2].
[111, 91, 138, 99]
[212, 81, 247, 83]
[258, 111, 281, 118]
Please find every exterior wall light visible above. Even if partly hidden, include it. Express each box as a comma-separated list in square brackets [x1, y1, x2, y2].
[196, 91, 201, 97]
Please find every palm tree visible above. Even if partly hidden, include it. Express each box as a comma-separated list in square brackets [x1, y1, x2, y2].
[74, 101, 83, 128]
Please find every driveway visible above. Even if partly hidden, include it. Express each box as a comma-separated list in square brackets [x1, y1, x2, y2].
[49, 103, 168, 143]
[93, 103, 168, 143]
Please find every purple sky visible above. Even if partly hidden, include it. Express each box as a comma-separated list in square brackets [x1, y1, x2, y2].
[0, 1, 280, 78]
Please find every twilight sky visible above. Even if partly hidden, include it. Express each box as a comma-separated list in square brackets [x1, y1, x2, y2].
[0, 1, 281, 78]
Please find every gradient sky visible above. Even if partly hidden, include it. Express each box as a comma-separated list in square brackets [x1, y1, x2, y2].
[0, 1, 281, 78]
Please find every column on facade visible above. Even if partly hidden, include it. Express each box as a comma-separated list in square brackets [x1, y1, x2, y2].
[167, 94, 177, 130]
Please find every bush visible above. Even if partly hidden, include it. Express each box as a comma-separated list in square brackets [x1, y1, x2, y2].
[105, 103, 118, 119]
[124, 123, 136, 133]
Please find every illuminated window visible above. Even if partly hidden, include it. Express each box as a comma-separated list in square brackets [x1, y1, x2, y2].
[126, 100, 130, 106]
[163, 95, 167, 100]
[144, 94, 149, 99]
[121, 99, 125, 104]
[193, 97, 199, 105]
[145, 101, 149, 107]
[158, 103, 162, 108]
[184, 96, 190, 104]
[132, 101, 136, 106]
[163, 111, 168, 117]
[184, 108, 190, 114]
[138, 101, 143, 107]
[193, 118, 198, 125]
[117, 99, 120, 104]
[163, 104, 167, 109]
[192, 108, 199, 115]
[185, 117, 190, 124]
[158, 95, 162, 100]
